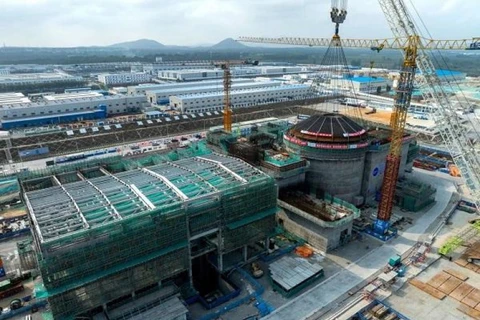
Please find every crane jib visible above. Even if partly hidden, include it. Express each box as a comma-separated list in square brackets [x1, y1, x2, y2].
[467, 42, 480, 50]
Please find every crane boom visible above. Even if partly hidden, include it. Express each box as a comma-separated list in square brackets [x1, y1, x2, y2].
[238, 36, 480, 51]
[239, 4, 480, 212]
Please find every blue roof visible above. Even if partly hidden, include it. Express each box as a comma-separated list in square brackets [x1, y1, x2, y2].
[350, 76, 386, 83]
[416, 69, 464, 76]
[436, 69, 464, 76]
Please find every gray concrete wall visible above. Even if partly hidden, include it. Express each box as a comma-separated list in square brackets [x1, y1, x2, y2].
[286, 141, 366, 204]
[306, 155, 365, 204]
[275, 173, 305, 189]
[277, 209, 353, 253]
[277, 210, 328, 253]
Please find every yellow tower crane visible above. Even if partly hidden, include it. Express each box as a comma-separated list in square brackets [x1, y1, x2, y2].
[239, 1, 480, 238]
[212, 60, 259, 132]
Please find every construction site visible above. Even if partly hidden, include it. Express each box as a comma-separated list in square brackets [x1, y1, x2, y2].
[0, 0, 479, 320]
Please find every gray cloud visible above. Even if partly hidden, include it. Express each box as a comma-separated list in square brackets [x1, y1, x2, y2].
[0, 0, 477, 47]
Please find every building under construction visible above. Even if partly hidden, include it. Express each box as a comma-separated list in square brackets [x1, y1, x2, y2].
[284, 113, 419, 205]
[20, 146, 277, 319]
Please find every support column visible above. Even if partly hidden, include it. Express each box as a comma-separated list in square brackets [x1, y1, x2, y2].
[217, 227, 223, 272]
[185, 204, 193, 288]
[243, 245, 248, 262]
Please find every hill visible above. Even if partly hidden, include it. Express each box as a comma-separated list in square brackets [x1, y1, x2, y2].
[109, 39, 166, 50]
[211, 38, 247, 49]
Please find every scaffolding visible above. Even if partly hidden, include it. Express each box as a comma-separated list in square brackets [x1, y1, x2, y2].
[21, 146, 278, 319]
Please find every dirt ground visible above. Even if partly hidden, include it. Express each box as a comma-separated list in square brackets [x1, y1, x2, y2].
[0, 207, 26, 219]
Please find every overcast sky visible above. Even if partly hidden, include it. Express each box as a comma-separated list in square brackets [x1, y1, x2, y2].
[0, 0, 477, 47]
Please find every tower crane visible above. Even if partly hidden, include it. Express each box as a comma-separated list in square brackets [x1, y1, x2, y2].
[239, 0, 480, 236]
[211, 60, 259, 132]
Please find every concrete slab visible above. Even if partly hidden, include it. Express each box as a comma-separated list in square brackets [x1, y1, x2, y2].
[265, 171, 456, 320]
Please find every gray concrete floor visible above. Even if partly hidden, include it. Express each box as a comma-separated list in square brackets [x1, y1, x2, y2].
[264, 170, 457, 320]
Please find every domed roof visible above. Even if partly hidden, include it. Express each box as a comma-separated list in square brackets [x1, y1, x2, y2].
[290, 113, 367, 143]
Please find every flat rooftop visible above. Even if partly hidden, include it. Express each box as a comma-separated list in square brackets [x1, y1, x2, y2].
[0, 72, 76, 82]
[24, 153, 267, 243]
[43, 92, 103, 101]
[0, 93, 144, 110]
[174, 84, 309, 100]
[146, 81, 278, 95]
[0, 92, 31, 105]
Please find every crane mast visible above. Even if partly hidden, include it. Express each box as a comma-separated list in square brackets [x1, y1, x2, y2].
[238, 1, 480, 216]
[375, 35, 418, 231]
[378, 0, 480, 212]
[222, 63, 233, 132]
[212, 60, 259, 132]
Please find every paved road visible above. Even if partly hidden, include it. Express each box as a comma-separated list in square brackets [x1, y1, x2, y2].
[264, 169, 457, 320]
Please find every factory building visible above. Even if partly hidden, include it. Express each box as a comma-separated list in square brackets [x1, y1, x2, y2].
[21, 151, 277, 319]
[0, 69, 10, 75]
[170, 84, 310, 113]
[0, 92, 31, 105]
[331, 76, 391, 93]
[0, 93, 148, 129]
[0, 72, 84, 87]
[159, 69, 225, 81]
[142, 63, 216, 75]
[159, 66, 308, 81]
[97, 72, 153, 86]
[126, 78, 253, 95]
[146, 81, 281, 105]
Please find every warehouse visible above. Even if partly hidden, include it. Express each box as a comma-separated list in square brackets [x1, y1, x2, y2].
[159, 66, 309, 81]
[0, 94, 148, 128]
[331, 76, 391, 93]
[1, 106, 107, 129]
[0, 92, 31, 105]
[159, 69, 225, 81]
[127, 78, 253, 95]
[21, 150, 277, 319]
[98, 72, 153, 85]
[146, 81, 280, 104]
[0, 72, 84, 87]
[170, 84, 310, 113]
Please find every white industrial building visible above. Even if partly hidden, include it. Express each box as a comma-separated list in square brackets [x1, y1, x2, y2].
[97, 72, 153, 86]
[0, 94, 148, 120]
[142, 63, 216, 75]
[146, 81, 281, 105]
[158, 66, 309, 81]
[170, 84, 310, 113]
[331, 76, 391, 93]
[158, 69, 225, 81]
[127, 78, 253, 95]
[0, 72, 84, 86]
[0, 93, 31, 105]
